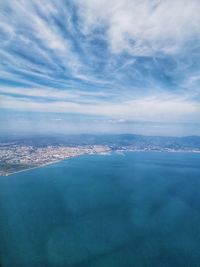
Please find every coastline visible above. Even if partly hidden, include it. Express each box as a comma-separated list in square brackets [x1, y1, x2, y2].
[2, 159, 67, 177]
[0, 151, 111, 177]
[1, 149, 200, 177]
[116, 149, 200, 154]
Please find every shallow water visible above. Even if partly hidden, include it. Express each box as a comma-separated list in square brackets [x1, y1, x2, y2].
[0, 152, 200, 267]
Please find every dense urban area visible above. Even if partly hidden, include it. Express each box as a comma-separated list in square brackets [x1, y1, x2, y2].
[0, 144, 111, 176]
[1, 134, 200, 176]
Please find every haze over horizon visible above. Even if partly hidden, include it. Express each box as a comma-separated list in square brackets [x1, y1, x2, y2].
[0, 0, 200, 136]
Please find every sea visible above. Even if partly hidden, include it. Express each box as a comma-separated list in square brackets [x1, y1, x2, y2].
[0, 151, 200, 267]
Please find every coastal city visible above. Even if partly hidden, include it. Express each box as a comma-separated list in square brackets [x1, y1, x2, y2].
[1, 133, 200, 176]
[0, 144, 111, 176]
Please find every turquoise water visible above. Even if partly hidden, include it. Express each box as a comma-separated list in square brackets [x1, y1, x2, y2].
[0, 152, 200, 267]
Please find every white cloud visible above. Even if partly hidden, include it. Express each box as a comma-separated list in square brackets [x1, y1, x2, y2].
[0, 86, 114, 104]
[0, 0, 84, 77]
[1, 92, 200, 123]
[76, 0, 200, 55]
[1, 0, 200, 135]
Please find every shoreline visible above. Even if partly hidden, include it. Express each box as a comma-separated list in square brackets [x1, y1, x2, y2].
[0, 151, 111, 177]
[116, 149, 200, 154]
[0, 154, 84, 177]
[1, 149, 200, 177]
[1, 159, 67, 177]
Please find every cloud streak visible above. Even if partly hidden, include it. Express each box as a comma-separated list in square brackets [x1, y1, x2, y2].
[0, 0, 200, 134]
[77, 0, 200, 55]
[1, 91, 199, 124]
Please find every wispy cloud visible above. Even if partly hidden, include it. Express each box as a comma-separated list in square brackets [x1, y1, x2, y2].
[1, 91, 199, 124]
[0, 0, 200, 134]
[77, 0, 200, 55]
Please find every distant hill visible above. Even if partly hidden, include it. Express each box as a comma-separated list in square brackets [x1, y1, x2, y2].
[1, 134, 200, 150]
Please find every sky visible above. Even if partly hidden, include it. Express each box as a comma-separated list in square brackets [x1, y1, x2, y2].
[0, 0, 200, 136]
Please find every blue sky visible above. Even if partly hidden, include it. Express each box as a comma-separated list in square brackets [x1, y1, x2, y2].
[0, 0, 200, 136]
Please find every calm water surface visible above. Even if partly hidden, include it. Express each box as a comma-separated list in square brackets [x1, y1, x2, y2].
[0, 152, 200, 267]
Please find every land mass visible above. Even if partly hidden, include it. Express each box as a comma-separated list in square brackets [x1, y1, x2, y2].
[1, 134, 200, 176]
[0, 145, 110, 176]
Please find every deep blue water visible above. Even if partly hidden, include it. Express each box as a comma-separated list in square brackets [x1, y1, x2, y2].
[0, 152, 200, 267]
